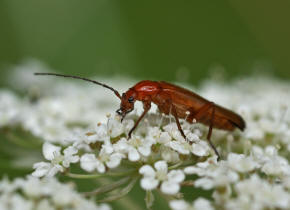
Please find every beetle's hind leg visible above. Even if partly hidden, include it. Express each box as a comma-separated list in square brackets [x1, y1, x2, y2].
[191, 102, 221, 161]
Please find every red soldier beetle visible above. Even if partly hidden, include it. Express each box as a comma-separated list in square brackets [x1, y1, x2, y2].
[34, 73, 246, 160]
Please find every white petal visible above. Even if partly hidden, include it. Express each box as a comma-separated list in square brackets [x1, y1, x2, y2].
[96, 160, 106, 173]
[158, 132, 171, 144]
[161, 147, 180, 163]
[80, 154, 97, 172]
[128, 147, 140, 161]
[195, 178, 214, 190]
[46, 164, 63, 177]
[169, 141, 190, 155]
[62, 155, 79, 168]
[95, 124, 109, 141]
[161, 181, 180, 195]
[106, 153, 123, 168]
[138, 145, 151, 157]
[169, 200, 189, 210]
[107, 117, 124, 138]
[43, 142, 61, 160]
[186, 132, 200, 142]
[113, 138, 129, 153]
[139, 165, 155, 177]
[191, 141, 210, 157]
[265, 145, 277, 156]
[194, 198, 214, 210]
[154, 160, 168, 172]
[102, 141, 114, 154]
[32, 162, 51, 177]
[167, 170, 185, 183]
[63, 146, 77, 156]
[140, 178, 159, 190]
[184, 166, 201, 175]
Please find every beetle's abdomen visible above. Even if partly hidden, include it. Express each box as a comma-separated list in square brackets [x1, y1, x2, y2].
[158, 81, 246, 132]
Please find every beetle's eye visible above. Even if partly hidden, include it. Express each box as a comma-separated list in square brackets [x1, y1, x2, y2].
[128, 96, 134, 103]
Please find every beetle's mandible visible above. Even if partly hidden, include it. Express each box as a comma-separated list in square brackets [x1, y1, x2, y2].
[34, 73, 246, 160]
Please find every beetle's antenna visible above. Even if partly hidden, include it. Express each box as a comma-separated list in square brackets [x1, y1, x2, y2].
[34, 73, 121, 99]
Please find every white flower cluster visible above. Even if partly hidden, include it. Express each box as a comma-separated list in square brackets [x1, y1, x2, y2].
[32, 114, 210, 195]
[1, 62, 290, 209]
[181, 146, 290, 209]
[0, 176, 110, 210]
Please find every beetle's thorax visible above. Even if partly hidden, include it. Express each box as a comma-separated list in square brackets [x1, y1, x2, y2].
[132, 80, 161, 100]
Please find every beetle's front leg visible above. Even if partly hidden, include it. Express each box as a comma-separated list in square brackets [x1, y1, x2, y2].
[127, 101, 151, 139]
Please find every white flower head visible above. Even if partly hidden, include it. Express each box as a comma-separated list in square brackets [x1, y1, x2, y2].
[139, 160, 185, 194]
[0, 176, 111, 210]
[230, 174, 290, 210]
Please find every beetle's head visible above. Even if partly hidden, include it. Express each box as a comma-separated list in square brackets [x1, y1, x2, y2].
[116, 89, 137, 122]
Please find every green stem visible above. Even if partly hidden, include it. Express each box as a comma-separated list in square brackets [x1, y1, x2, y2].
[84, 176, 130, 196]
[168, 161, 183, 170]
[168, 160, 196, 170]
[4, 132, 37, 149]
[66, 169, 136, 179]
[97, 177, 138, 202]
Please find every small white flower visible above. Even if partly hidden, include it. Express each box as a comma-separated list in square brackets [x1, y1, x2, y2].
[84, 124, 109, 144]
[114, 136, 154, 161]
[184, 157, 238, 189]
[32, 143, 80, 177]
[227, 153, 258, 173]
[107, 116, 124, 138]
[163, 123, 185, 142]
[160, 146, 180, 163]
[80, 154, 100, 172]
[167, 140, 191, 155]
[251, 146, 290, 177]
[139, 160, 185, 194]
[80, 145, 124, 173]
[43, 142, 61, 161]
[148, 127, 172, 144]
[35, 199, 54, 210]
[170, 198, 213, 210]
[191, 140, 211, 157]
[32, 143, 64, 177]
[63, 146, 79, 168]
[167, 138, 210, 157]
[261, 156, 290, 177]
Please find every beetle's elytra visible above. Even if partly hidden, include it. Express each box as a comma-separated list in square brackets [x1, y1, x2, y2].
[35, 73, 246, 160]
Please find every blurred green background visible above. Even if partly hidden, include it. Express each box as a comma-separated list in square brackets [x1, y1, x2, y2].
[1, 0, 290, 84]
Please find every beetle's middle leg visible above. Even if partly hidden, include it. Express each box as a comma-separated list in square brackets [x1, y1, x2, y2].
[170, 103, 187, 141]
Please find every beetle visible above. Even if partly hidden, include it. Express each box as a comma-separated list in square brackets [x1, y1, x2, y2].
[34, 73, 246, 160]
